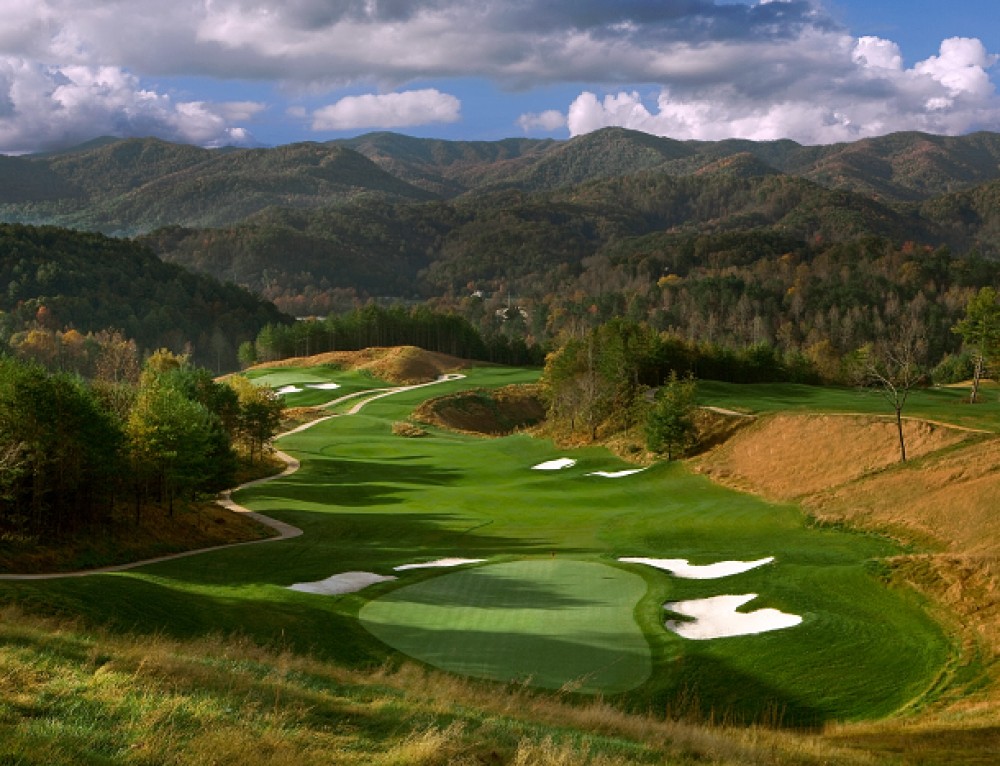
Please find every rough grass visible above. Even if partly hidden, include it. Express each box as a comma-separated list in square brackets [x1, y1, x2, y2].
[247, 346, 474, 385]
[693, 413, 970, 502]
[0, 605, 887, 766]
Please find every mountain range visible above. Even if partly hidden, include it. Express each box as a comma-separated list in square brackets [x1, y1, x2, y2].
[2, 128, 999, 304]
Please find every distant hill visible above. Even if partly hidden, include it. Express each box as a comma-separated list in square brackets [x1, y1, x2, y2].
[0, 223, 289, 370]
[4, 129, 1000, 236]
[0, 138, 435, 234]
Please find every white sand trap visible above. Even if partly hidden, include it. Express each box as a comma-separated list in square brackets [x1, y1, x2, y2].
[532, 458, 576, 470]
[394, 558, 486, 571]
[276, 385, 304, 395]
[664, 593, 802, 640]
[619, 556, 775, 579]
[288, 571, 396, 595]
[587, 468, 648, 478]
[307, 383, 341, 390]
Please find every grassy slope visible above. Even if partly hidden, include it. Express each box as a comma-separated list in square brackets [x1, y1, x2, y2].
[1, 365, 995, 762]
[0, 605, 886, 766]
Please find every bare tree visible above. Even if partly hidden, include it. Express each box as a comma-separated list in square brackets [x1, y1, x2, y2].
[853, 321, 927, 463]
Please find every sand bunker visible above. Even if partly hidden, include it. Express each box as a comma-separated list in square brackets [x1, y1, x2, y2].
[288, 571, 396, 595]
[588, 468, 648, 478]
[276, 382, 341, 395]
[664, 593, 802, 640]
[532, 458, 576, 470]
[394, 558, 486, 571]
[620, 556, 774, 579]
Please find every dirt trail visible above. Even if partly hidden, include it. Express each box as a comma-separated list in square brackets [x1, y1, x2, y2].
[0, 374, 464, 580]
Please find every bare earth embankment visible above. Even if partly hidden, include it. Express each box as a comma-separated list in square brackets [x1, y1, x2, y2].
[693, 413, 1000, 760]
[248, 345, 474, 385]
[412, 384, 546, 436]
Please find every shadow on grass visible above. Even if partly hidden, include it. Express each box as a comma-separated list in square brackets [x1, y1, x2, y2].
[375, 568, 603, 610]
[99, 510, 573, 588]
[647, 650, 830, 729]
[0, 573, 388, 667]
[827, 725, 1000, 765]
[273, 456, 462, 488]
[359, 619, 651, 695]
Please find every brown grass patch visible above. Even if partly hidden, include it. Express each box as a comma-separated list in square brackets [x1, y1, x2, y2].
[392, 421, 429, 438]
[693, 413, 969, 502]
[412, 384, 546, 436]
[248, 346, 474, 385]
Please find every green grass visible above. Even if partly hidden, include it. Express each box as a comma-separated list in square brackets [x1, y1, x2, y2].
[244, 365, 385, 407]
[0, 366, 953, 727]
[699, 380, 1000, 432]
[360, 559, 652, 694]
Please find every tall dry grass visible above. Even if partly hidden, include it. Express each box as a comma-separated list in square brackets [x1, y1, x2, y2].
[0, 604, 885, 766]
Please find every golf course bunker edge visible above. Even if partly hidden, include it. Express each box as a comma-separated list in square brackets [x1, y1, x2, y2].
[359, 559, 652, 694]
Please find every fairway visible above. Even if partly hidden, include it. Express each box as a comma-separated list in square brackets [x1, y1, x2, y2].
[0, 364, 954, 724]
[360, 559, 652, 693]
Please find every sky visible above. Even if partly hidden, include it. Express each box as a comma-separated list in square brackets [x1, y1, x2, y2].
[1, 0, 998, 153]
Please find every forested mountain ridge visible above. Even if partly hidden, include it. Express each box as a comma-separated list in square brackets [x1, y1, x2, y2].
[0, 224, 289, 370]
[334, 127, 1000, 200]
[0, 138, 434, 234]
[138, 168, 943, 307]
[3, 128, 1000, 236]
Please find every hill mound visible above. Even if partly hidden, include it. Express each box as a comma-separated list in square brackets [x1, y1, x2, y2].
[249, 346, 473, 385]
[412, 384, 546, 435]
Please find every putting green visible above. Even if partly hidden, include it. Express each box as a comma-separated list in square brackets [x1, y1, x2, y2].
[359, 559, 652, 694]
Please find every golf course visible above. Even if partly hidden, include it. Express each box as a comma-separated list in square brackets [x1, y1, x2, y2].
[0, 359, 961, 729]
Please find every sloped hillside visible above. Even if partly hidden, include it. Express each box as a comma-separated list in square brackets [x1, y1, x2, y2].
[248, 345, 473, 385]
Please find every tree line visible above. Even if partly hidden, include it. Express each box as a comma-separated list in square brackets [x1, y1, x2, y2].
[542, 285, 1000, 463]
[243, 304, 545, 367]
[0, 348, 282, 540]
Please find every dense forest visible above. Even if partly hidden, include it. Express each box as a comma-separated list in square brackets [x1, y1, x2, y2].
[0, 224, 290, 372]
[0, 349, 282, 540]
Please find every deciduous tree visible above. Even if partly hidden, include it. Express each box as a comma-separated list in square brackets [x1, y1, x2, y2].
[952, 287, 1000, 404]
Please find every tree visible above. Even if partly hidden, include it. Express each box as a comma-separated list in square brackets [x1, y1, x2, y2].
[645, 372, 698, 460]
[126, 377, 215, 518]
[227, 375, 284, 464]
[852, 322, 927, 463]
[952, 287, 1000, 404]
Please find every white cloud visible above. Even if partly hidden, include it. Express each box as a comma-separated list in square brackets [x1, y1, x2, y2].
[311, 89, 460, 131]
[563, 36, 1000, 144]
[0, 2, 998, 150]
[517, 109, 566, 132]
[0, 58, 258, 152]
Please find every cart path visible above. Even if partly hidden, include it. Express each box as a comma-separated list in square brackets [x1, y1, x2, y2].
[0, 374, 465, 580]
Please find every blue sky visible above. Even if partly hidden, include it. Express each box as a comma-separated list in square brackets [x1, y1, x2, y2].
[0, 1, 998, 153]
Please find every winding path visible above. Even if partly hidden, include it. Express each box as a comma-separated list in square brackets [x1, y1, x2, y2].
[0, 373, 465, 581]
